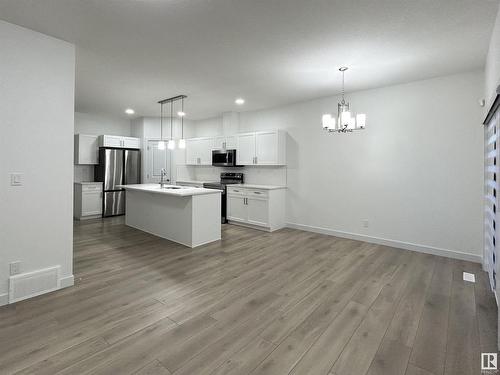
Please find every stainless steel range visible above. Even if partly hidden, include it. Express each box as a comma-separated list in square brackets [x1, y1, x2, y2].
[204, 172, 244, 223]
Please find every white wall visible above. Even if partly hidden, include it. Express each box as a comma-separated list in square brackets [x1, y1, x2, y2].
[75, 111, 132, 136]
[74, 112, 132, 182]
[485, 4, 500, 109]
[193, 71, 485, 262]
[0, 21, 75, 304]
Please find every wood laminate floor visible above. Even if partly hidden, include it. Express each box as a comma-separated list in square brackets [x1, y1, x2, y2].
[0, 218, 497, 375]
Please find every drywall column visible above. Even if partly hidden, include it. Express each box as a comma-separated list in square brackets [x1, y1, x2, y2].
[0, 21, 75, 305]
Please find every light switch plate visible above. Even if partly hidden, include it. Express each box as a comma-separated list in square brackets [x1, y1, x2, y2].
[10, 173, 23, 186]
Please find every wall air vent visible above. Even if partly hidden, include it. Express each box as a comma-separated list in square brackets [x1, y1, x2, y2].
[9, 266, 60, 304]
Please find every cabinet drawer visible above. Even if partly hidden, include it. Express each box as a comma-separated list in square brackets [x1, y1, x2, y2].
[227, 186, 246, 195]
[247, 189, 268, 198]
[81, 183, 103, 192]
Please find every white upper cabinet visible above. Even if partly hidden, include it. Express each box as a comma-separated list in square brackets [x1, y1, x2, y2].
[185, 129, 286, 166]
[123, 137, 141, 149]
[236, 130, 286, 166]
[186, 137, 214, 165]
[214, 135, 237, 150]
[74, 134, 99, 165]
[100, 135, 122, 148]
[236, 133, 256, 165]
[99, 135, 141, 149]
[255, 131, 280, 165]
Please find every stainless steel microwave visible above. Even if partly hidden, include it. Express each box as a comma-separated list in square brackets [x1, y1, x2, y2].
[212, 149, 239, 167]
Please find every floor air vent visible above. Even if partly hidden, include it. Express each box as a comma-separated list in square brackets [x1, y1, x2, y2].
[9, 266, 60, 303]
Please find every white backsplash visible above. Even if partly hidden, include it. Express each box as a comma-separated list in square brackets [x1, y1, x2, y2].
[178, 165, 287, 185]
[74, 165, 95, 183]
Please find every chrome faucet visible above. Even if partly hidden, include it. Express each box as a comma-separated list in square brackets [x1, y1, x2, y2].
[159, 168, 169, 188]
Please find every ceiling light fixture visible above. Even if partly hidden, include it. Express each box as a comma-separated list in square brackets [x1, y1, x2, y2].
[322, 67, 366, 133]
[235, 98, 245, 105]
[125, 108, 135, 115]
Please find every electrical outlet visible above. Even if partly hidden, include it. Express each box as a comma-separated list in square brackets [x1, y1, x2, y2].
[362, 219, 369, 228]
[10, 261, 21, 276]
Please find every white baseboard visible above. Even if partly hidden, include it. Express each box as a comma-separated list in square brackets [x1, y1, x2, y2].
[286, 222, 482, 264]
[0, 293, 8, 306]
[60, 275, 75, 289]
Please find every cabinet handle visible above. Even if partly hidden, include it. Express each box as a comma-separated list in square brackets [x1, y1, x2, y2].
[255, 156, 258, 164]
[254, 192, 261, 194]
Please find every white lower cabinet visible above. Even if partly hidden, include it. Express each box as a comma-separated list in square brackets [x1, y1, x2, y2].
[74, 183, 103, 220]
[227, 195, 247, 222]
[227, 187, 285, 231]
[246, 197, 269, 226]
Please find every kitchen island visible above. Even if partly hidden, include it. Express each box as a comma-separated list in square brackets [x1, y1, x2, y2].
[119, 184, 222, 248]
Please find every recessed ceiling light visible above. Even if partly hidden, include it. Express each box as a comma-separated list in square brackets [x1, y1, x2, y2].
[235, 98, 245, 105]
[177, 111, 186, 117]
[125, 108, 135, 115]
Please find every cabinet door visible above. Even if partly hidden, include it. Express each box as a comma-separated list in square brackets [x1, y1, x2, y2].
[103, 135, 123, 148]
[82, 191, 102, 216]
[236, 133, 256, 165]
[199, 138, 214, 165]
[255, 131, 278, 165]
[247, 197, 269, 227]
[225, 136, 237, 149]
[227, 195, 247, 222]
[185, 139, 199, 165]
[213, 136, 225, 150]
[76, 134, 98, 164]
[123, 137, 140, 149]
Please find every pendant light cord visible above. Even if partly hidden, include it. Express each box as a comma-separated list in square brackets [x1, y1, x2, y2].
[170, 101, 173, 140]
[342, 70, 345, 104]
[160, 103, 163, 141]
[181, 97, 184, 139]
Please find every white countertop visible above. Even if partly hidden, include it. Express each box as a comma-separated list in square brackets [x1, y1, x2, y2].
[74, 181, 102, 185]
[230, 184, 287, 190]
[119, 184, 222, 197]
[176, 179, 216, 185]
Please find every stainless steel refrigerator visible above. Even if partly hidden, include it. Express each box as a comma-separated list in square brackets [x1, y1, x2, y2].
[95, 148, 141, 217]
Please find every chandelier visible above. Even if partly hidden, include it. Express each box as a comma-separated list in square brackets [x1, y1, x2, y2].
[322, 67, 366, 133]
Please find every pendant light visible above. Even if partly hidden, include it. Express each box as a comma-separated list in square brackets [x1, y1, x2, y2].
[158, 102, 166, 150]
[167, 100, 176, 150]
[158, 95, 187, 150]
[178, 97, 186, 149]
[322, 67, 366, 133]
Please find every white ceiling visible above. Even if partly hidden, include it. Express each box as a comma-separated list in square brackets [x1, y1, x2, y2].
[0, 0, 498, 119]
